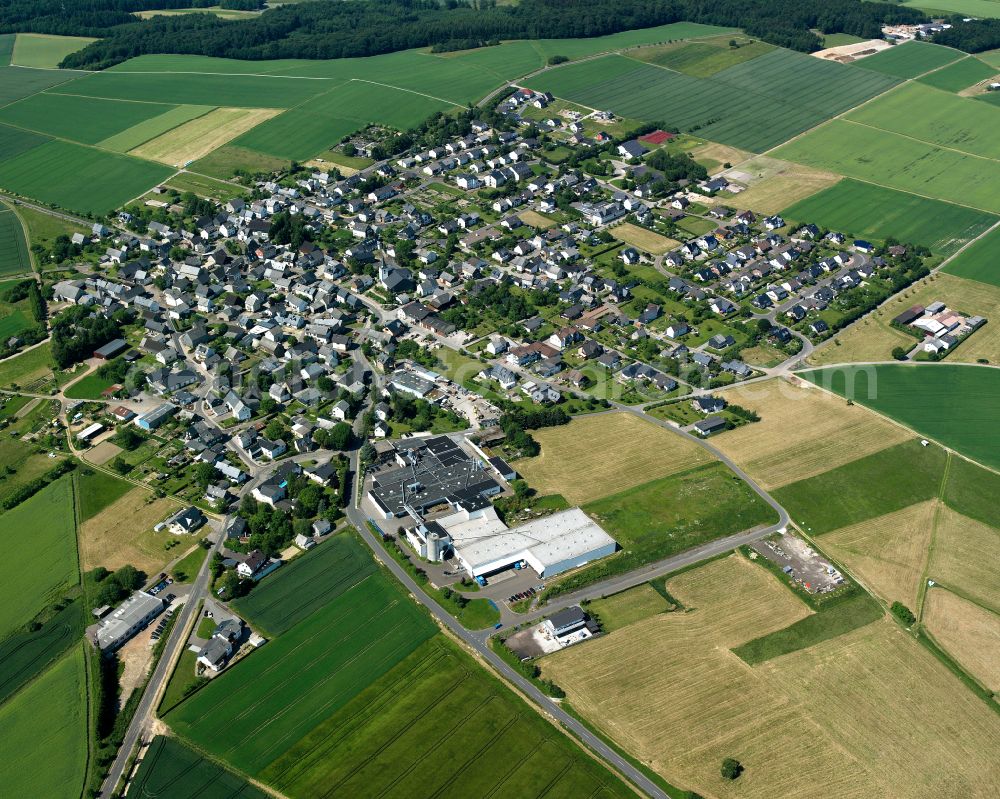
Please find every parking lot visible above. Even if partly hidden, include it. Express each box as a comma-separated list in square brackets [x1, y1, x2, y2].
[750, 533, 845, 593]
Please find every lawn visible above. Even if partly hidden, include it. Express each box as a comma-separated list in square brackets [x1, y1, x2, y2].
[0, 476, 79, 639]
[63, 369, 120, 400]
[587, 583, 672, 632]
[260, 634, 636, 799]
[515, 412, 712, 504]
[854, 41, 964, 78]
[129, 735, 270, 799]
[231, 533, 376, 636]
[75, 468, 133, 521]
[526, 48, 899, 153]
[170, 544, 208, 583]
[773, 438, 947, 535]
[609, 221, 679, 255]
[169, 570, 437, 775]
[943, 223, 1000, 287]
[917, 56, 998, 92]
[803, 364, 1000, 471]
[158, 649, 203, 715]
[781, 178, 998, 257]
[10, 33, 95, 68]
[0, 206, 31, 275]
[0, 647, 88, 799]
[773, 119, 1000, 213]
[0, 139, 173, 215]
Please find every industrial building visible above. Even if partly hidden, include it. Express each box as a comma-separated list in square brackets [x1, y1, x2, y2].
[135, 402, 177, 431]
[95, 590, 165, 650]
[367, 436, 501, 518]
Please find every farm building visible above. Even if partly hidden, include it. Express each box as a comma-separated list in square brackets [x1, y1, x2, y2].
[93, 338, 128, 360]
[95, 590, 164, 651]
[78, 422, 104, 441]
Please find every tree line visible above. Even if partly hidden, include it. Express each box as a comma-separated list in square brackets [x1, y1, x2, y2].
[5, 0, 932, 70]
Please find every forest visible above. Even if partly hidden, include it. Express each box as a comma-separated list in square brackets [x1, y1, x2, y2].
[0, 0, 934, 70]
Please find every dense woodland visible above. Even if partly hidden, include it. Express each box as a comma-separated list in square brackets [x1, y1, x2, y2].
[0, 0, 938, 69]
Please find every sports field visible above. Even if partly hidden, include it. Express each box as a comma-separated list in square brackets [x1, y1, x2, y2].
[711, 378, 911, 490]
[0, 646, 88, 799]
[854, 41, 964, 78]
[261, 635, 636, 799]
[79, 490, 184, 574]
[943, 223, 1000, 287]
[10, 33, 95, 69]
[923, 588, 1000, 690]
[232, 533, 377, 636]
[774, 118, 1000, 213]
[0, 206, 31, 275]
[131, 107, 279, 166]
[917, 56, 999, 92]
[541, 555, 1000, 798]
[515, 412, 712, 504]
[169, 571, 437, 774]
[526, 48, 899, 152]
[609, 222, 679, 254]
[804, 364, 1000, 471]
[130, 736, 269, 799]
[781, 178, 998, 256]
[0, 476, 79, 639]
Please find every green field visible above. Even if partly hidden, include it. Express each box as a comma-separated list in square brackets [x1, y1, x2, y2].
[774, 438, 947, 535]
[188, 144, 292, 179]
[131, 736, 270, 799]
[0, 139, 173, 215]
[0, 476, 79, 639]
[773, 119, 1000, 213]
[0, 122, 50, 160]
[0, 65, 81, 107]
[854, 41, 964, 78]
[0, 646, 88, 799]
[0, 340, 55, 388]
[260, 635, 636, 799]
[526, 49, 899, 152]
[63, 369, 121, 400]
[10, 203, 88, 255]
[940, 453, 1000, 527]
[847, 82, 1000, 161]
[10, 33, 96, 69]
[917, 56, 998, 92]
[942, 223, 1000, 287]
[804, 364, 1000, 472]
[903, 0, 1000, 17]
[169, 571, 437, 775]
[163, 171, 248, 201]
[632, 38, 775, 78]
[0, 599, 84, 706]
[0, 33, 13, 66]
[98, 104, 213, 152]
[76, 469, 133, 522]
[232, 533, 376, 636]
[0, 207, 31, 275]
[1, 93, 170, 145]
[781, 179, 997, 256]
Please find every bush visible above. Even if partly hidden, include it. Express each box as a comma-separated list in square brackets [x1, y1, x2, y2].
[890, 601, 916, 627]
[721, 758, 743, 780]
[547, 54, 568, 65]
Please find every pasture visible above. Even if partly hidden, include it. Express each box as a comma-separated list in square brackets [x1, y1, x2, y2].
[0, 599, 84, 706]
[804, 364, 1000, 471]
[0, 206, 31, 275]
[943, 223, 1000, 287]
[261, 635, 635, 799]
[0, 139, 173, 215]
[587, 583, 672, 632]
[130, 736, 270, 799]
[609, 222, 679, 254]
[232, 533, 376, 636]
[541, 555, 1000, 798]
[188, 144, 291, 179]
[711, 377, 911, 490]
[515, 411, 712, 504]
[526, 48, 899, 153]
[79, 491, 182, 574]
[163, 171, 247, 201]
[930, 506, 1000, 614]
[0, 476, 79, 639]
[821, 500, 936, 609]
[917, 56, 998, 92]
[854, 41, 964, 78]
[724, 156, 841, 214]
[130, 107, 279, 166]
[781, 178, 997, 256]
[773, 438, 947, 535]
[10, 33, 95, 69]
[0, 646, 88, 799]
[774, 119, 1000, 213]
[923, 588, 1000, 691]
[168, 571, 437, 775]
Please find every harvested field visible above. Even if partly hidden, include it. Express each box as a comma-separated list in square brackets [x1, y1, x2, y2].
[130, 107, 279, 166]
[588, 584, 671, 632]
[78, 489, 183, 574]
[723, 156, 841, 215]
[543, 555, 1000, 798]
[923, 588, 1000, 691]
[822, 500, 935, 609]
[930, 505, 1000, 613]
[85, 440, 122, 466]
[688, 141, 752, 171]
[711, 377, 910, 490]
[516, 412, 711, 504]
[609, 221, 679, 255]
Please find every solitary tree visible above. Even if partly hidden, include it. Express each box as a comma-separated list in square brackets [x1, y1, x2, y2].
[721, 758, 743, 780]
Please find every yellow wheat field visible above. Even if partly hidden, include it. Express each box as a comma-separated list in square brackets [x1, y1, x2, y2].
[542, 555, 1000, 798]
[929, 505, 1000, 613]
[712, 378, 911, 490]
[923, 588, 1000, 692]
[822, 500, 936, 608]
[515, 412, 712, 504]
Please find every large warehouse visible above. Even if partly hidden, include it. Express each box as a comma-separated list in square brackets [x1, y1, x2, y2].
[407, 505, 618, 579]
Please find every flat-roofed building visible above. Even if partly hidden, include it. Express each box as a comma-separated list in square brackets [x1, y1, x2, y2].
[95, 591, 164, 651]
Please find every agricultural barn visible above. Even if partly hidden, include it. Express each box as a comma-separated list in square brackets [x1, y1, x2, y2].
[366, 436, 501, 518]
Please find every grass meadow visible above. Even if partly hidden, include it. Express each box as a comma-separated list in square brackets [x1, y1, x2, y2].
[854, 40, 964, 78]
[781, 178, 997, 256]
[10, 33, 95, 69]
[917, 56, 998, 92]
[75, 468, 134, 522]
[943, 223, 1000, 286]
